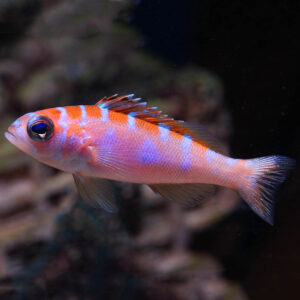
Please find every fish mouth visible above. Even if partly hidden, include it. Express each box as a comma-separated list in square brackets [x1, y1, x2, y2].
[5, 130, 17, 144]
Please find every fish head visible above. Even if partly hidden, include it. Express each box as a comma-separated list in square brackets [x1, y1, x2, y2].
[5, 108, 74, 168]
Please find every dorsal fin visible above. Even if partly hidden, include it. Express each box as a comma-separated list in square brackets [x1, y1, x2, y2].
[96, 94, 224, 153]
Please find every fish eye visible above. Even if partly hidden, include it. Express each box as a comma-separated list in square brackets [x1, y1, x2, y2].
[27, 116, 54, 142]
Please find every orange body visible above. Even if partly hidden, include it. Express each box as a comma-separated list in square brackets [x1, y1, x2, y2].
[24, 105, 246, 190]
[5, 94, 295, 224]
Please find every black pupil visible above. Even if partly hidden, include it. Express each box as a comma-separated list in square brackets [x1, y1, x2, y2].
[32, 122, 47, 134]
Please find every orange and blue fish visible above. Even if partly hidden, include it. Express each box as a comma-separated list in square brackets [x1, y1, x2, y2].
[5, 94, 295, 224]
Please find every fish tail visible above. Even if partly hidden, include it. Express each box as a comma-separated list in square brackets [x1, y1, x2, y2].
[237, 155, 295, 225]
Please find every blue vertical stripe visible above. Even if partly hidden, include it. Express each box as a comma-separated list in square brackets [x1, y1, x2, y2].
[158, 124, 170, 142]
[99, 106, 109, 122]
[127, 115, 136, 130]
[181, 135, 193, 170]
[99, 128, 115, 157]
[205, 149, 217, 163]
[56, 107, 68, 155]
[140, 138, 158, 165]
[79, 105, 87, 127]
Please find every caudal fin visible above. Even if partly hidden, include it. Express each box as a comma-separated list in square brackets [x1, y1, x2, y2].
[238, 155, 295, 225]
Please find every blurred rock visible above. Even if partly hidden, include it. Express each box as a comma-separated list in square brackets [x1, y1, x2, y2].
[0, 0, 246, 299]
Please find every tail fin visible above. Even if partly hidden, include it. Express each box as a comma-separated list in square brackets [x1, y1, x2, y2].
[238, 155, 295, 225]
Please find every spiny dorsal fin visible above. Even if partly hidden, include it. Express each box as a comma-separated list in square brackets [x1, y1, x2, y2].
[96, 94, 224, 153]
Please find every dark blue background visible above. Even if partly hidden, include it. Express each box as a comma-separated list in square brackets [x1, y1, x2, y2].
[133, 1, 299, 299]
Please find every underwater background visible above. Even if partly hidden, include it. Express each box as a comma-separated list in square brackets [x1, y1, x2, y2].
[0, 0, 298, 299]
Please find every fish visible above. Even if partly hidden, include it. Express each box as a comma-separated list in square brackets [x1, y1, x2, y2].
[5, 94, 295, 225]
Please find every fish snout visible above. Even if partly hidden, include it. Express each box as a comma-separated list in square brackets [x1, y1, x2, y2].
[5, 124, 18, 144]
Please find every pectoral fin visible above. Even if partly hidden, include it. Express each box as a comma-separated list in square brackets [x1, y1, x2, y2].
[148, 183, 216, 207]
[73, 174, 118, 213]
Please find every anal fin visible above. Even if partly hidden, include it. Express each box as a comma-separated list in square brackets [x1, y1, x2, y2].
[73, 174, 118, 213]
[148, 183, 216, 207]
